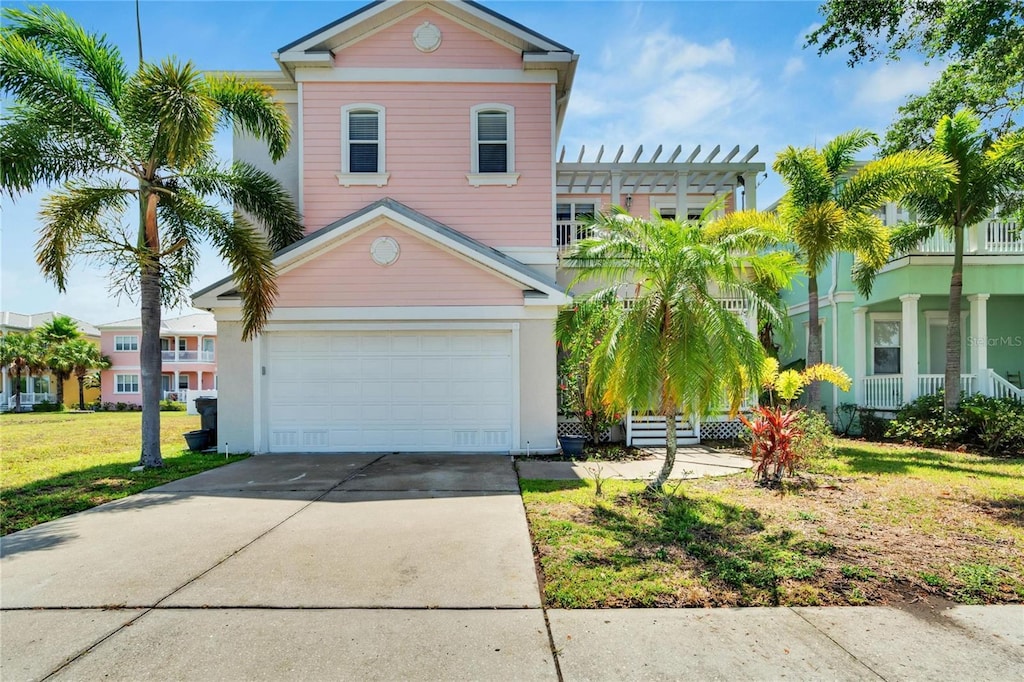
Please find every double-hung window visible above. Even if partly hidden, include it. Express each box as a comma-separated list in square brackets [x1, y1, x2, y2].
[556, 202, 596, 248]
[115, 374, 140, 393]
[338, 104, 388, 186]
[114, 335, 138, 351]
[468, 104, 518, 186]
[872, 319, 901, 374]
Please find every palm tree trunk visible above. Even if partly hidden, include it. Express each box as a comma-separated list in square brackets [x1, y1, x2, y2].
[55, 372, 65, 408]
[806, 273, 822, 409]
[138, 190, 163, 467]
[77, 374, 86, 410]
[647, 407, 677, 493]
[944, 224, 964, 413]
[13, 368, 22, 411]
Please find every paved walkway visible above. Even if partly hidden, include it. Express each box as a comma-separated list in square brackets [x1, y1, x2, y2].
[2, 454, 1021, 681]
[516, 445, 752, 480]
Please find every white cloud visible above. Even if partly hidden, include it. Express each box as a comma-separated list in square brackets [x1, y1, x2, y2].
[782, 57, 805, 79]
[853, 62, 941, 107]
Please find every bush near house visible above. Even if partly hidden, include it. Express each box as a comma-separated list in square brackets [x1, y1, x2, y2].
[887, 392, 1024, 456]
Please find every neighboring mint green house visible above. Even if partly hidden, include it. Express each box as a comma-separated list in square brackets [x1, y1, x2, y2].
[780, 205, 1024, 415]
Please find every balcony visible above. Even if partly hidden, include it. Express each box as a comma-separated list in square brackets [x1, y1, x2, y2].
[161, 350, 215, 363]
[896, 220, 1022, 257]
[556, 221, 592, 255]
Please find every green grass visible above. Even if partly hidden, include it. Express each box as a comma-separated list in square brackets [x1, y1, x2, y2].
[521, 440, 1024, 608]
[1, 412, 249, 534]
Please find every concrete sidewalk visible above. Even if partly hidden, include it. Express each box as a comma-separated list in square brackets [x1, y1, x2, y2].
[516, 445, 751, 481]
[2, 453, 1021, 681]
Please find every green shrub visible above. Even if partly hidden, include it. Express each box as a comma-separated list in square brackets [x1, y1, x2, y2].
[115, 402, 128, 411]
[793, 409, 837, 461]
[858, 410, 890, 441]
[160, 399, 186, 412]
[886, 391, 1024, 455]
[31, 400, 62, 413]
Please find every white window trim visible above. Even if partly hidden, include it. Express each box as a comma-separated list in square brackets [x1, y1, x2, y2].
[869, 313, 902, 375]
[338, 103, 390, 187]
[115, 373, 140, 394]
[468, 103, 518, 186]
[114, 335, 138, 352]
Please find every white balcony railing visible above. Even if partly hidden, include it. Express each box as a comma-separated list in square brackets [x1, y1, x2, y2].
[989, 370, 1024, 400]
[899, 220, 1021, 256]
[161, 350, 215, 363]
[862, 376, 903, 410]
[556, 220, 596, 255]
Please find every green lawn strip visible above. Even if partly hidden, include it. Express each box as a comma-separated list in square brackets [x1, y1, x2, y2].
[1, 412, 249, 534]
[520, 442, 1024, 608]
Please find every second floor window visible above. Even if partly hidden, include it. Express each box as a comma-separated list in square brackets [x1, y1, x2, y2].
[472, 105, 514, 174]
[343, 105, 384, 174]
[114, 335, 138, 351]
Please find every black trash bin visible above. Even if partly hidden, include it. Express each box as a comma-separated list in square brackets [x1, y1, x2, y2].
[195, 397, 218, 450]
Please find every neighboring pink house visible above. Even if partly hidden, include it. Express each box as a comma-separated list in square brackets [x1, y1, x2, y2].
[193, 0, 762, 453]
[98, 312, 217, 406]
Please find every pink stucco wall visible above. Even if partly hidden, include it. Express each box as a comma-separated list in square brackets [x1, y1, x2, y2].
[335, 8, 522, 70]
[302, 80, 553, 246]
[274, 225, 525, 307]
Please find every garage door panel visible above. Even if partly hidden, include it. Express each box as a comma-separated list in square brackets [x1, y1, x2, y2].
[266, 331, 514, 453]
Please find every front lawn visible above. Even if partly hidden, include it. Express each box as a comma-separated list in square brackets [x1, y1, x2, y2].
[1, 411, 248, 534]
[521, 440, 1024, 608]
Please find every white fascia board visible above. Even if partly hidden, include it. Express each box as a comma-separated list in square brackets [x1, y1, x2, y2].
[523, 52, 574, 64]
[294, 67, 557, 84]
[786, 291, 855, 316]
[283, 0, 402, 54]
[211, 306, 558, 322]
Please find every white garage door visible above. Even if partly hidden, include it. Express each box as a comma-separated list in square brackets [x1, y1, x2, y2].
[265, 330, 514, 453]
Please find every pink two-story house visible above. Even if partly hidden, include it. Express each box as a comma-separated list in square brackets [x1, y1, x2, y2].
[193, 0, 763, 453]
[99, 312, 217, 406]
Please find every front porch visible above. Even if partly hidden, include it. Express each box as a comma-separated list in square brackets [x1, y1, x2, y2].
[855, 293, 1024, 410]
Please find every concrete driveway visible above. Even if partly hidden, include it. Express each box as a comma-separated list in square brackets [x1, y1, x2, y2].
[1, 454, 555, 681]
[3, 454, 1022, 681]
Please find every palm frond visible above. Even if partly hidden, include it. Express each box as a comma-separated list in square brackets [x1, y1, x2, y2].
[0, 33, 122, 144]
[36, 181, 133, 291]
[184, 161, 303, 251]
[837, 149, 956, 210]
[821, 128, 878, 178]
[773, 146, 832, 208]
[203, 73, 291, 162]
[1, 5, 127, 105]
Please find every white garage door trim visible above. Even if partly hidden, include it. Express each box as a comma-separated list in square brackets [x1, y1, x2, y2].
[254, 323, 520, 453]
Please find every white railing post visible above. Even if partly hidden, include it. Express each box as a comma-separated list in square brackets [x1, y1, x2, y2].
[900, 294, 920, 404]
[853, 307, 866, 405]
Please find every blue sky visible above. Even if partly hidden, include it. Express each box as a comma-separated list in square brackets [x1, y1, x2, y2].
[0, 0, 941, 324]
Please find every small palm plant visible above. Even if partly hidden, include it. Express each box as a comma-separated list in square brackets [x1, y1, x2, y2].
[740, 359, 851, 486]
[0, 332, 36, 411]
[564, 203, 799, 493]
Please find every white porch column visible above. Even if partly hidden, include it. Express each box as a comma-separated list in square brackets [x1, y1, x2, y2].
[174, 335, 180, 361]
[741, 172, 758, 211]
[969, 293, 990, 394]
[675, 172, 689, 219]
[174, 370, 180, 394]
[198, 370, 204, 392]
[610, 171, 622, 209]
[901, 294, 921, 402]
[853, 307, 866, 405]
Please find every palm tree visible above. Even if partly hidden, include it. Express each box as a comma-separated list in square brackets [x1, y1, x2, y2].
[0, 332, 35, 411]
[1, 7, 303, 466]
[891, 112, 1024, 412]
[65, 339, 110, 410]
[38, 315, 82, 408]
[773, 130, 955, 408]
[565, 204, 799, 492]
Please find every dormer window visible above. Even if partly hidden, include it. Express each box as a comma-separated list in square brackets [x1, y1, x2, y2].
[467, 104, 519, 187]
[337, 104, 389, 187]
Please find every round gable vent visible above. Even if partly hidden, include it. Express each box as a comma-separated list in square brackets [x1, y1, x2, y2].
[370, 236, 400, 266]
[413, 21, 442, 53]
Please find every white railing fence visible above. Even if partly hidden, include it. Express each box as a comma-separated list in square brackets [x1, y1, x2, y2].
[861, 376, 903, 410]
[900, 220, 1021, 256]
[985, 221, 1024, 254]
[161, 350, 215, 363]
[989, 370, 1024, 400]
[917, 374, 975, 398]
[5, 392, 57, 410]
